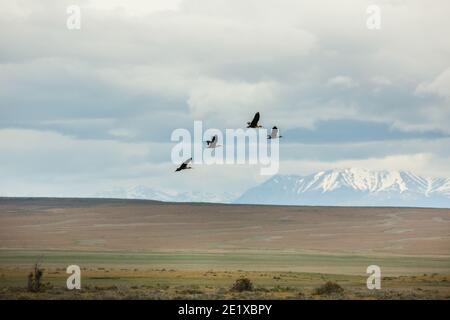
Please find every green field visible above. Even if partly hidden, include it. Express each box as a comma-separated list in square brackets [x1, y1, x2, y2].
[1, 250, 450, 299]
[1, 249, 450, 275]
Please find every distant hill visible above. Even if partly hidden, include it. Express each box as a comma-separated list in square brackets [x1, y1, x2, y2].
[235, 168, 450, 208]
[95, 185, 237, 204]
[93, 169, 450, 208]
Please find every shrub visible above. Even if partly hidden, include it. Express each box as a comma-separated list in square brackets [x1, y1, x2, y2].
[27, 263, 44, 292]
[313, 281, 344, 295]
[231, 278, 253, 292]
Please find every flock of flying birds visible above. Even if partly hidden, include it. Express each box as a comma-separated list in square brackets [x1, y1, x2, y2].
[175, 112, 282, 172]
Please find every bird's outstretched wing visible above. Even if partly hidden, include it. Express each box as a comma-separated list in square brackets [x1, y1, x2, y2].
[176, 157, 192, 172]
[250, 112, 260, 127]
[207, 135, 217, 146]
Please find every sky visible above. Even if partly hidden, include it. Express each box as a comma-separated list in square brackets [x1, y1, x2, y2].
[1, 0, 450, 197]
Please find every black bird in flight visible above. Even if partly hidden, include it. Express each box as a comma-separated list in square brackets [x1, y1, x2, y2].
[175, 157, 193, 172]
[247, 112, 263, 128]
[206, 135, 220, 148]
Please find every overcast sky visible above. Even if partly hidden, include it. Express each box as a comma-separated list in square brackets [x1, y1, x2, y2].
[1, 0, 450, 197]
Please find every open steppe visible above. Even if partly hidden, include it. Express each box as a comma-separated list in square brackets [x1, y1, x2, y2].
[0, 198, 449, 299]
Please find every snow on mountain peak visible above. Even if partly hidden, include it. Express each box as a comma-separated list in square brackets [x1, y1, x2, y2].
[303, 168, 412, 193]
[235, 168, 450, 208]
[94, 168, 450, 208]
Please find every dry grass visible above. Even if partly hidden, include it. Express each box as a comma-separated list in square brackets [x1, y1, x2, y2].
[1, 267, 449, 300]
[0, 198, 449, 300]
[1, 198, 449, 256]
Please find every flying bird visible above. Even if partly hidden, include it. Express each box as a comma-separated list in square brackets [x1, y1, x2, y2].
[175, 157, 193, 172]
[268, 126, 283, 139]
[206, 135, 220, 148]
[247, 112, 263, 128]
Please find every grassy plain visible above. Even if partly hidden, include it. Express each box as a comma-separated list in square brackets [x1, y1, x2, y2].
[0, 198, 449, 299]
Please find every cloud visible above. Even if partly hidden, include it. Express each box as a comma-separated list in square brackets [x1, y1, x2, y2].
[279, 153, 450, 179]
[0, 128, 169, 178]
[0, 128, 268, 196]
[326, 76, 359, 89]
[416, 68, 450, 99]
[1, 0, 450, 196]
[1, 0, 449, 133]
[187, 79, 279, 125]
[371, 76, 392, 86]
[84, 0, 182, 16]
[284, 119, 450, 144]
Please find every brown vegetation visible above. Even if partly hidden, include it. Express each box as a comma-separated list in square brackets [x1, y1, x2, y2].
[231, 278, 253, 292]
[313, 281, 344, 296]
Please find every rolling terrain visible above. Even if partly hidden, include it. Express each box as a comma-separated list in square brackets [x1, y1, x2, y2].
[1, 197, 449, 256]
[0, 197, 449, 299]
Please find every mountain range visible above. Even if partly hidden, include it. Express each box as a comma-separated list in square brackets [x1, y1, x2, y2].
[235, 168, 450, 207]
[96, 169, 450, 208]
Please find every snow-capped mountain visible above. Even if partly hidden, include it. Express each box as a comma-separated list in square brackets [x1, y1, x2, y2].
[95, 186, 237, 204]
[93, 169, 450, 207]
[235, 168, 450, 208]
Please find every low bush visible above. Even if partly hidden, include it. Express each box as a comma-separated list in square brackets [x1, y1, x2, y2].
[313, 281, 344, 295]
[231, 278, 253, 292]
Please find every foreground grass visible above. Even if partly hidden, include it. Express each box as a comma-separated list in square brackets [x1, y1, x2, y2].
[1, 250, 449, 299]
[1, 267, 450, 300]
